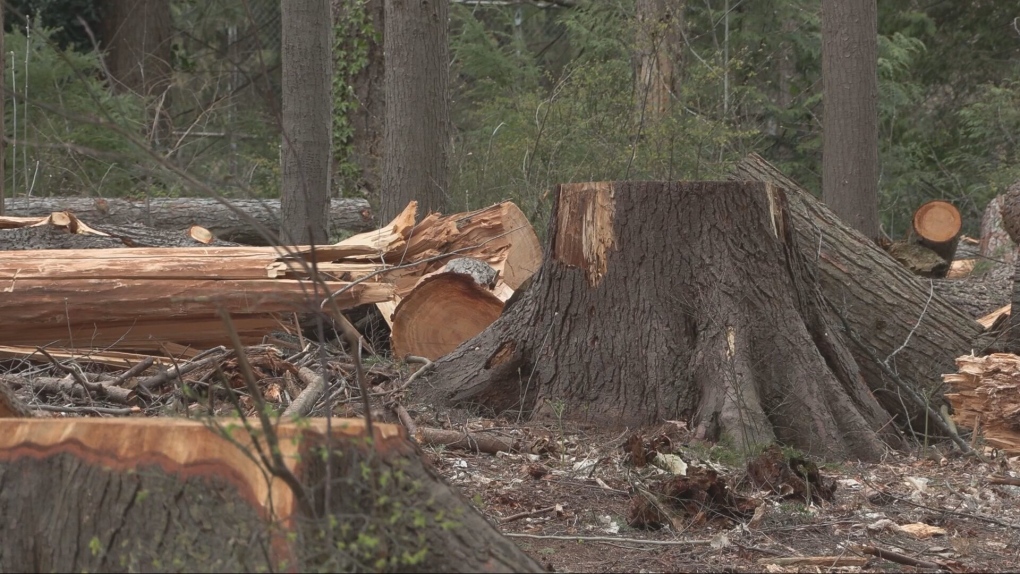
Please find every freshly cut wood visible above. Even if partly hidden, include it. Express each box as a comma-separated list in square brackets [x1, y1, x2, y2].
[977, 304, 1011, 330]
[948, 259, 977, 278]
[306, 201, 542, 290]
[943, 354, 1020, 455]
[886, 241, 949, 277]
[0, 345, 177, 368]
[0, 201, 540, 353]
[2, 196, 376, 244]
[0, 210, 108, 235]
[911, 200, 962, 263]
[1, 278, 393, 350]
[0, 418, 541, 572]
[980, 194, 1016, 263]
[391, 273, 505, 360]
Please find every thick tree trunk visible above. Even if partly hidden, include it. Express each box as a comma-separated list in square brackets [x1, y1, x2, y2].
[821, 0, 879, 239]
[0, 419, 542, 573]
[419, 180, 904, 461]
[281, 0, 333, 244]
[633, 0, 683, 123]
[2, 196, 374, 245]
[381, 0, 451, 222]
[332, 0, 386, 200]
[102, 0, 173, 145]
[732, 154, 986, 425]
[980, 194, 1016, 264]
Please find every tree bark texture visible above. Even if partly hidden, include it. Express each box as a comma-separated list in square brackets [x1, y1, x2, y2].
[419, 180, 905, 461]
[980, 194, 1016, 264]
[821, 0, 880, 239]
[281, 0, 333, 245]
[732, 154, 986, 426]
[633, 0, 683, 122]
[101, 0, 173, 144]
[1, 196, 374, 245]
[381, 0, 451, 222]
[333, 0, 386, 200]
[0, 419, 542, 573]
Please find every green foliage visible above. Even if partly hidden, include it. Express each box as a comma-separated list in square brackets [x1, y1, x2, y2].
[449, 3, 751, 237]
[332, 0, 377, 197]
[3, 26, 147, 197]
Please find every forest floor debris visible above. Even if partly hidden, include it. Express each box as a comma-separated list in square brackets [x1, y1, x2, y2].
[2, 339, 1019, 573]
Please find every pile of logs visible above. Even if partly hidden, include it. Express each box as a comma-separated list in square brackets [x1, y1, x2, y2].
[0, 201, 542, 358]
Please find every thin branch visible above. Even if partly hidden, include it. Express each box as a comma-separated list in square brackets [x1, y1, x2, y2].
[504, 533, 714, 546]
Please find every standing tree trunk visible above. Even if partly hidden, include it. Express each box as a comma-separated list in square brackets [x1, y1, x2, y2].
[381, 0, 451, 222]
[419, 180, 907, 461]
[332, 0, 386, 203]
[102, 0, 172, 145]
[281, 0, 333, 245]
[633, 0, 683, 123]
[821, 0, 879, 239]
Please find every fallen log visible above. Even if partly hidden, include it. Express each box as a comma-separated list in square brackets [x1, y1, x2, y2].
[730, 154, 985, 427]
[0, 201, 541, 354]
[2, 196, 376, 245]
[391, 259, 507, 360]
[944, 353, 1020, 455]
[0, 418, 542, 572]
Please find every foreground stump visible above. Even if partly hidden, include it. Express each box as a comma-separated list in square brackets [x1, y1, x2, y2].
[0, 418, 541, 573]
[420, 180, 906, 460]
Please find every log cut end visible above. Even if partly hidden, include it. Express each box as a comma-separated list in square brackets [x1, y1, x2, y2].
[391, 273, 504, 360]
[912, 200, 962, 263]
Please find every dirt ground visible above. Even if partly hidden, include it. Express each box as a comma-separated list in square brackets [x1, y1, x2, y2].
[416, 415, 1020, 573]
[4, 340, 1019, 573]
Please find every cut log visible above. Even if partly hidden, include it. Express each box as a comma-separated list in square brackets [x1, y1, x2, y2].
[911, 200, 962, 263]
[307, 201, 542, 290]
[947, 259, 977, 279]
[944, 354, 1020, 455]
[980, 195, 1016, 263]
[0, 211, 237, 250]
[0, 202, 540, 354]
[0, 246, 397, 350]
[391, 272, 505, 360]
[2, 196, 376, 245]
[0, 418, 542, 572]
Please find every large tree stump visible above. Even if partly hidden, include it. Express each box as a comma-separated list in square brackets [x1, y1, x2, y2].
[0, 418, 541, 573]
[419, 181, 906, 460]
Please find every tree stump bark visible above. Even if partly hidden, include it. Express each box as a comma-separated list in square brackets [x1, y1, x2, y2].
[0, 418, 541, 573]
[418, 181, 905, 460]
[730, 154, 985, 426]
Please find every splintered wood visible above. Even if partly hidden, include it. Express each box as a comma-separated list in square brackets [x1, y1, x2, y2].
[944, 353, 1020, 454]
[0, 201, 541, 357]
